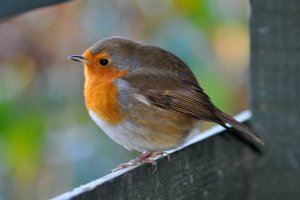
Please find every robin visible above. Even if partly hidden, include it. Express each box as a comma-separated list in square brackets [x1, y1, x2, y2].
[68, 36, 263, 171]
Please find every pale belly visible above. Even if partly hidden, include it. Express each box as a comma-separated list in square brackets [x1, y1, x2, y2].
[88, 110, 194, 152]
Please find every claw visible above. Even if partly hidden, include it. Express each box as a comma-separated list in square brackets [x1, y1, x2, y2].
[148, 152, 171, 161]
[151, 161, 158, 173]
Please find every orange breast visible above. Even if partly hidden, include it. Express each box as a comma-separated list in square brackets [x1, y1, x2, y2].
[84, 66, 128, 124]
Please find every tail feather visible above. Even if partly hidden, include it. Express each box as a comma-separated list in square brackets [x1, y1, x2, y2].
[215, 109, 264, 145]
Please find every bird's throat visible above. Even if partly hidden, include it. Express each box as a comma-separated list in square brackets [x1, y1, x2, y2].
[84, 67, 125, 124]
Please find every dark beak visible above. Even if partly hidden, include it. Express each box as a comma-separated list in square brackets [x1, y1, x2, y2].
[67, 55, 88, 64]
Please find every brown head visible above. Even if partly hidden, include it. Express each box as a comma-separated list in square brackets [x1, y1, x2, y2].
[68, 36, 197, 82]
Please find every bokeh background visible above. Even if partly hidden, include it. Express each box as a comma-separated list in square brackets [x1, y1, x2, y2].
[0, 0, 250, 199]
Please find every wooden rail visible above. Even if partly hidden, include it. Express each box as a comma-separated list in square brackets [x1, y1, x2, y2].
[53, 111, 261, 200]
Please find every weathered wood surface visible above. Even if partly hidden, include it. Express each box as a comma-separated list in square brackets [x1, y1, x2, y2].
[53, 112, 263, 200]
[248, 0, 300, 199]
[0, 0, 70, 18]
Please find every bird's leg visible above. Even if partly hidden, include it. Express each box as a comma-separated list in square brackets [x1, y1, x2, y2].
[110, 162, 132, 173]
[132, 151, 154, 163]
[110, 151, 153, 173]
[110, 151, 170, 173]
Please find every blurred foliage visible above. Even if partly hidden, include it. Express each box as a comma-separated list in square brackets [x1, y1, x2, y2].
[174, 0, 218, 32]
[0, 0, 250, 199]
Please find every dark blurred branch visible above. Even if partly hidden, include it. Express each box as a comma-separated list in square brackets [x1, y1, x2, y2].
[0, 0, 71, 19]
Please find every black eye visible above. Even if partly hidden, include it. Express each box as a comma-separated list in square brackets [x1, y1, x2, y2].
[99, 59, 109, 66]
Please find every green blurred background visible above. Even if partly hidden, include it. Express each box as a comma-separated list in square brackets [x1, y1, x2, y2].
[0, 0, 250, 199]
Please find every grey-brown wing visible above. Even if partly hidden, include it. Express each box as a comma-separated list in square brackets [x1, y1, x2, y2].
[123, 60, 264, 145]
[126, 73, 223, 124]
[122, 44, 224, 124]
[144, 83, 223, 124]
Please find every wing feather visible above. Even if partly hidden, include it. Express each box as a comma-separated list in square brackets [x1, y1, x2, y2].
[124, 71, 223, 125]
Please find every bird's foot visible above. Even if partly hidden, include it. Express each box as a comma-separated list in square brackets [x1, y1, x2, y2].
[147, 151, 171, 161]
[110, 151, 170, 173]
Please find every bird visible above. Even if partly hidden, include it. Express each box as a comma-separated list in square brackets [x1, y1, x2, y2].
[68, 36, 264, 171]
